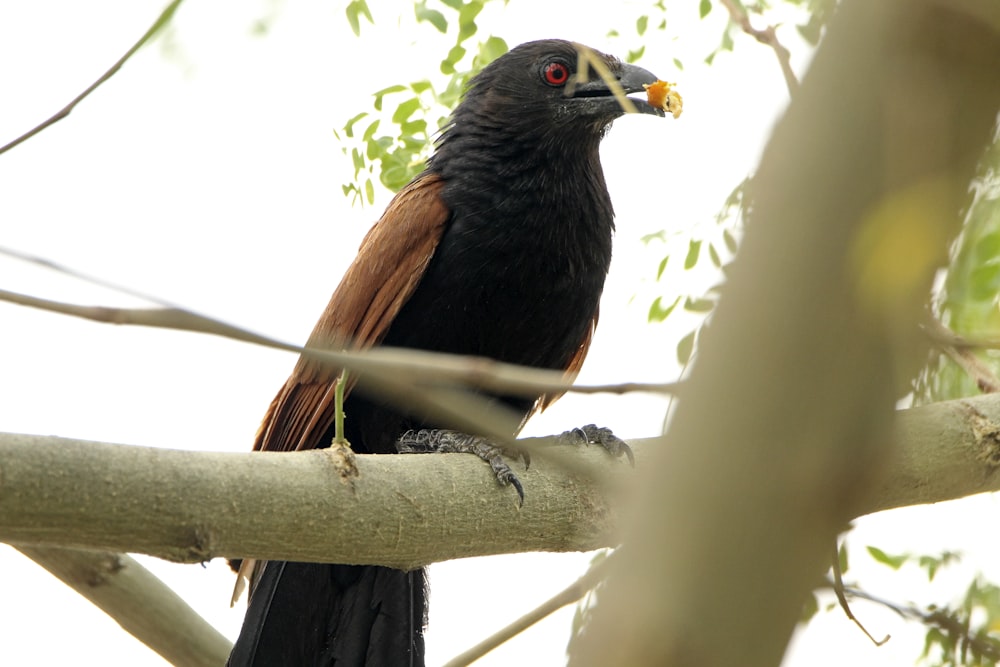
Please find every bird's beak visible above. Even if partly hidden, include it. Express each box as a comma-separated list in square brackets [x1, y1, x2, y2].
[568, 62, 666, 118]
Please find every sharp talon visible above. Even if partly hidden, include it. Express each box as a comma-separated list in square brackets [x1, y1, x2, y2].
[623, 446, 636, 467]
[396, 428, 528, 502]
[559, 424, 634, 464]
[510, 476, 525, 506]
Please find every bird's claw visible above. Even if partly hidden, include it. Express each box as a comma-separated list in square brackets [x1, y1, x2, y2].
[557, 424, 634, 466]
[396, 429, 526, 505]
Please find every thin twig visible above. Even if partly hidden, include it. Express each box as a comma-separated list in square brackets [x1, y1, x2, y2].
[718, 0, 799, 96]
[924, 316, 1000, 393]
[826, 579, 1000, 662]
[0, 244, 681, 401]
[443, 554, 612, 667]
[830, 540, 890, 646]
[0, 286, 680, 400]
[0, 0, 184, 156]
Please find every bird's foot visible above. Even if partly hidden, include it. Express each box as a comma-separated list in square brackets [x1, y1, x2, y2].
[396, 429, 528, 505]
[556, 424, 635, 466]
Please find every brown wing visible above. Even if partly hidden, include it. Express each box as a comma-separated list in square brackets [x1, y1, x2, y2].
[532, 305, 600, 415]
[254, 173, 449, 454]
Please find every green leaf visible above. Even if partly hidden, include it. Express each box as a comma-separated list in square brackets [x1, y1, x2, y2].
[441, 45, 467, 74]
[361, 119, 380, 143]
[410, 80, 433, 94]
[415, 3, 448, 33]
[345, 0, 373, 36]
[365, 178, 375, 205]
[838, 542, 849, 575]
[636, 15, 649, 36]
[656, 255, 669, 280]
[676, 330, 696, 365]
[372, 84, 406, 111]
[478, 36, 508, 66]
[627, 47, 645, 64]
[866, 546, 908, 570]
[708, 243, 721, 268]
[392, 97, 422, 124]
[457, 1, 483, 41]
[699, 0, 712, 19]
[342, 111, 368, 138]
[721, 29, 734, 52]
[439, 0, 462, 9]
[684, 239, 701, 269]
[673, 57, 684, 71]
[648, 295, 681, 323]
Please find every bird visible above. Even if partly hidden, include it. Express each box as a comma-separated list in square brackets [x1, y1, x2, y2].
[227, 38, 668, 666]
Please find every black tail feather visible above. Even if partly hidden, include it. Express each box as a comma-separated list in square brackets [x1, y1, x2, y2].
[228, 561, 426, 667]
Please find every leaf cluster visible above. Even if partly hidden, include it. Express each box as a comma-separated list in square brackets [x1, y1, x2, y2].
[335, 0, 508, 204]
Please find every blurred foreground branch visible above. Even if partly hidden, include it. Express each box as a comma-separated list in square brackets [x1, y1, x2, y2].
[569, 1, 1000, 665]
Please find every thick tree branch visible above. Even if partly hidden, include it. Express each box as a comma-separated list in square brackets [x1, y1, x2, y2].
[0, 433, 638, 568]
[13, 546, 231, 667]
[3, 394, 1000, 566]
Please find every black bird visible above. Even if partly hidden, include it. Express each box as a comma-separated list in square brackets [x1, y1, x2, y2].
[227, 39, 668, 666]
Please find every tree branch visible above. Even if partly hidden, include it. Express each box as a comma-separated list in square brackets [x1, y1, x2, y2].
[13, 546, 231, 667]
[5, 388, 1000, 665]
[0, 432, 637, 568]
[0, 0, 184, 156]
[569, 1, 1000, 664]
[0, 283, 678, 420]
[2, 392, 1000, 567]
[718, 0, 799, 95]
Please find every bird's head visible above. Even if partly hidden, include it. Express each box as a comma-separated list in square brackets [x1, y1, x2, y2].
[454, 39, 666, 138]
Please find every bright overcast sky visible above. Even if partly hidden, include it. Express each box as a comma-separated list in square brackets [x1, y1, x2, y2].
[4, 1, 998, 666]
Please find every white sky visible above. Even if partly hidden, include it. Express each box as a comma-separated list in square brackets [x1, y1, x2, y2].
[3, 1, 998, 665]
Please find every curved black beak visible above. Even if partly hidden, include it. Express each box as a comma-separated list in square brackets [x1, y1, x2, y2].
[568, 62, 665, 117]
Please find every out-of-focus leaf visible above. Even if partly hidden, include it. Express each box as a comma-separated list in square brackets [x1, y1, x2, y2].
[345, 0, 373, 36]
[649, 295, 681, 323]
[415, 2, 448, 33]
[684, 239, 702, 269]
[699, 0, 712, 19]
[656, 255, 669, 281]
[636, 15, 648, 36]
[867, 546, 908, 570]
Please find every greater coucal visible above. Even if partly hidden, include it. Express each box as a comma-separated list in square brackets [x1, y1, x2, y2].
[227, 39, 669, 666]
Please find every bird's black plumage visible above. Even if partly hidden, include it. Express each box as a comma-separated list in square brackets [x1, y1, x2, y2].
[228, 39, 664, 666]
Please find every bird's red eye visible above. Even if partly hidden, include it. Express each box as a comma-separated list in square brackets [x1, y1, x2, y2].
[542, 61, 570, 86]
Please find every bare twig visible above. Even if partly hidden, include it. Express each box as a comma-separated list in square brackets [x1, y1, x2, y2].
[827, 580, 1000, 662]
[443, 554, 612, 667]
[924, 316, 1000, 393]
[0, 246, 680, 404]
[830, 541, 890, 646]
[718, 0, 799, 96]
[0, 0, 184, 156]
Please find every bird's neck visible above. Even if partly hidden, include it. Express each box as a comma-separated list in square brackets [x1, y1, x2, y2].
[428, 120, 614, 232]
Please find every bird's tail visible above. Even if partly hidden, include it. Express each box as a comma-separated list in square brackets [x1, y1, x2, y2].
[227, 561, 426, 667]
